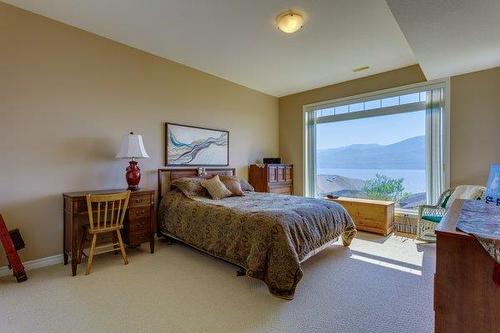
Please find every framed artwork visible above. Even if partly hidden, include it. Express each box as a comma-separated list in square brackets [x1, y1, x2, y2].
[165, 123, 229, 166]
[485, 164, 500, 206]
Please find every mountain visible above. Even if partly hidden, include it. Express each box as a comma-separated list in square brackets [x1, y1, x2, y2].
[317, 135, 425, 169]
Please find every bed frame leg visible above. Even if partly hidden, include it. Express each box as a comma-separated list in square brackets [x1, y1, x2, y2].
[159, 235, 174, 245]
[236, 267, 246, 276]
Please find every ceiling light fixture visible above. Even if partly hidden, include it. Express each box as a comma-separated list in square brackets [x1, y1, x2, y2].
[276, 10, 304, 34]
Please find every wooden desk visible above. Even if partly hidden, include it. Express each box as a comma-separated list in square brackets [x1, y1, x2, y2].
[326, 197, 395, 235]
[63, 189, 155, 276]
[434, 200, 499, 333]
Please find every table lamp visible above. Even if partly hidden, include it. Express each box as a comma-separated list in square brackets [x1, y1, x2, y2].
[116, 132, 150, 191]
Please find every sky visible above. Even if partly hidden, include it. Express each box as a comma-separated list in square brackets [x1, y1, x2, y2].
[316, 110, 425, 150]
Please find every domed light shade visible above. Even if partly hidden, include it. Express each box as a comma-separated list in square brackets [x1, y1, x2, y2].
[276, 11, 304, 34]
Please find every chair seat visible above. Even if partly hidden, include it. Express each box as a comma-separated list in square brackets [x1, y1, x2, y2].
[421, 215, 442, 223]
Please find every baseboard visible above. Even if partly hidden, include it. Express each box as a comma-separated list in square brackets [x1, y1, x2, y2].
[0, 253, 64, 278]
[0, 238, 161, 278]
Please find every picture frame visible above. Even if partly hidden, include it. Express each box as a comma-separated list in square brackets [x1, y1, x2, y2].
[165, 122, 229, 166]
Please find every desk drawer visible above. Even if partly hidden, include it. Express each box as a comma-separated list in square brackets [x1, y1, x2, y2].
[72, 197, 151, 214]
[71, 199, 88, 214]
[127, 229, 150, 245]
[129, 194, 152, 208]
[129, 207, 151, 219]
[129, 217, 150, 232]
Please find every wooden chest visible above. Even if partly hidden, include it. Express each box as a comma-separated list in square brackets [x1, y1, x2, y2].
[327, 197, 395, 235]
[249, 164, 293, 195]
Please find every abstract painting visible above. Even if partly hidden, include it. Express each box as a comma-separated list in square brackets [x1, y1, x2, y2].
[165, 123, 229, 166]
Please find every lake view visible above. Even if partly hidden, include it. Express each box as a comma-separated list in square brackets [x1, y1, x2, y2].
[317, 168, 426, 194]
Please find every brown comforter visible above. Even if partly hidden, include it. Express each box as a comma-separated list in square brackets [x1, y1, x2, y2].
[158, 190, 356, 299]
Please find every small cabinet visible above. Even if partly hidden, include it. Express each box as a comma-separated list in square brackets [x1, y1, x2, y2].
[249, 164, 293, 195]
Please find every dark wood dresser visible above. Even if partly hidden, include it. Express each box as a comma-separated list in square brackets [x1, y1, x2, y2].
[434, 199, 499, 333]
[249, 164, 293, 195]
[63, 189, 155, 276]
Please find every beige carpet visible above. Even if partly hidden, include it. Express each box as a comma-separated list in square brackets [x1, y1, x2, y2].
[0, 232, 435, 333]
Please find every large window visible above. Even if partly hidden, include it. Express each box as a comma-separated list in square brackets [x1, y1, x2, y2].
[304, 83, 448, 211]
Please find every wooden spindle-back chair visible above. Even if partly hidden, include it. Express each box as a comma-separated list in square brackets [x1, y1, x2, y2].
[80, 191, 131, 275]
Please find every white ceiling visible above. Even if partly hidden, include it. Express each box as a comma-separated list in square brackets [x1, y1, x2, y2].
[5, 0, 499, 96]
[386, 0, 500, 80]
[4, 0, 417, 97]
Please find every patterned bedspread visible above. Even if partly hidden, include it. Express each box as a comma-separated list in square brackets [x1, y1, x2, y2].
[158, 190, 357, 299]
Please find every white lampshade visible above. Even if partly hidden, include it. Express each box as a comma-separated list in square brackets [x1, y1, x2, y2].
[116, 132, 150, 159]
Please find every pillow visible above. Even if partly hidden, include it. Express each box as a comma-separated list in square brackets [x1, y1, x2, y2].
[446, 185, 485, 208]
[171, 177, 209, 198]
[218, 175, 244, 196]
[238, 177, 255, 192]
[201, 175, 233, 200]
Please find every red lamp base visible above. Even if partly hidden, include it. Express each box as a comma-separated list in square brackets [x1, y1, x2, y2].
[125, 160, 141, 191]
[128, 185, 140, 191]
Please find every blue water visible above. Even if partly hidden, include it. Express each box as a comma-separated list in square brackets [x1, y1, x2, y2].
[317, 168, 426, 194]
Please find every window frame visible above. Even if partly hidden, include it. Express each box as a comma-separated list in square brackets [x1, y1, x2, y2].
[302, 79, 450, 213]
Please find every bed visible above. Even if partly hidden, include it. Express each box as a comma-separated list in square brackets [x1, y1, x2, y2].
[157, 168, 357, 300]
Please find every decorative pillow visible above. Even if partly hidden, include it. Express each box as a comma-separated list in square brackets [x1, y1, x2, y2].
[171, 177, 209, 198]
[201, 175, 233, 200]
[219, 175, 244, 196]
[446, 185, 486, 208]
[238, 177, 255, 192]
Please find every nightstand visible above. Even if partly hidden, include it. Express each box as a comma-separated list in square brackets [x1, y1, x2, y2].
[63, 189, 155, 276]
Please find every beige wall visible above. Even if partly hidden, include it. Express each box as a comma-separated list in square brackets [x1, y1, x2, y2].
[0, 3, 278, 265]
[279, 65, 427, 195]
[450, 67, 500, 186]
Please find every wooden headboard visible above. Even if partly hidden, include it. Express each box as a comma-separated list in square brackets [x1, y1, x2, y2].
[157, 167, 236, 204]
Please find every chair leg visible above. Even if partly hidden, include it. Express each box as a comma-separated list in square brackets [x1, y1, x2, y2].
[78, 227, 88, 264]
[116, 230, 128, 265]
[112, 232, 119, 255]
[86, 234, 97, 275]
[417, 222, 436, 242]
